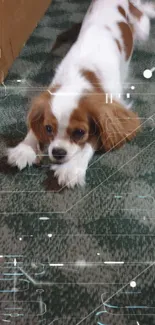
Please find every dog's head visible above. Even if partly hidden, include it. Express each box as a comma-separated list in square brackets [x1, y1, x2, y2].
[28, 71, 140, 163]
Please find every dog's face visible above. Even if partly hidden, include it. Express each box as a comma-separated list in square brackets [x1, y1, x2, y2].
[28, 71, 140, 164]
[28, 88, 96, 164]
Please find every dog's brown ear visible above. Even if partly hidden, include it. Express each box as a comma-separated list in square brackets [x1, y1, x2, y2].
[82, 94, 141, 151]
[28, 92, 51, 143]
[97, 101, 141, 151]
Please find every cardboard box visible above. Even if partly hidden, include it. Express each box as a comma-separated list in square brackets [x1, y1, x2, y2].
[0, 0, 51, 83]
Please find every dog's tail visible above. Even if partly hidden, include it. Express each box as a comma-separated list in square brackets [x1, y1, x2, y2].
[129, 1, 155, 41]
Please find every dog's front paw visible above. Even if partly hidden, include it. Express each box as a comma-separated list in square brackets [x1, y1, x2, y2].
[7, 143, 37, 170]
[51, 163, 86, 188]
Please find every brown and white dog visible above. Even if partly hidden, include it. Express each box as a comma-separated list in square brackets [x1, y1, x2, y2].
[8, 0, 155, 187]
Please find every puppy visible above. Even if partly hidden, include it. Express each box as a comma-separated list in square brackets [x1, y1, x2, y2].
[7, 0, 155, 188]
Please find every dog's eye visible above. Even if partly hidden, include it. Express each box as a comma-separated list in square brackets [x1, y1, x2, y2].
[72, 129, 85, 140]
[45, 125, 53, 134]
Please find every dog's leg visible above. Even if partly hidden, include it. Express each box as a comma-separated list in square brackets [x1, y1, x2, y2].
[7, 130, 42, 170]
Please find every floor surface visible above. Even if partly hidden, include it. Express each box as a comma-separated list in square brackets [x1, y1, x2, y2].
[1, 0, 155, 324]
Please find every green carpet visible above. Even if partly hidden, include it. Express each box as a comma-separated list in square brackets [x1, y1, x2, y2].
[0, 0, 155, 324]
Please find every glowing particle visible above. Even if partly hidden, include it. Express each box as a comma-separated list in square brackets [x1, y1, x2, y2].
[48, 234, 52, 238]
[75, 260, 87, 267]
[131, 86, 135, 90]
[36, 289, 44, 293]
[31, 262, 37, 269]
[130, 280, 137, 288]
[14, 258, 17, 267]
[104, 261, 124, 264]
[12, 287, 18, 292]
[143, 69, 152, 79]
[39, 217, 49, 220]
[17, 79, 22, 83]
[49, 263, 64, 267]
[2, 320, 11, 322]
[96, 311, 107, 316]
[104, 303, 119, 309]
[126, 93, 130, 98]
[97, 252, 100, 256]
[19, 238, 22, 241]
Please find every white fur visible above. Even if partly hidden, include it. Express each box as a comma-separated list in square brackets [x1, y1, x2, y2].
[48, 138, 81, 163]
[7, 130, 38, 169]
[51, 79, 92, 137]
[48, 0, 154, 180]
[7, 0, 155, 187]
[47, 0, 133, 176]
[129, 1, 155, 41]
[7, 143, 37, 170]
[51, 0, 154, 110]
[51, 143, 94, 187]
[139, 2, 155, 19]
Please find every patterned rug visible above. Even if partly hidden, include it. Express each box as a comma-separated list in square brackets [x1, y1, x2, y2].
[0, 0, 155, 324]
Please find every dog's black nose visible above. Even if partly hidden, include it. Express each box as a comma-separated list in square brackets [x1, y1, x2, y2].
[52, 148, 67, 160]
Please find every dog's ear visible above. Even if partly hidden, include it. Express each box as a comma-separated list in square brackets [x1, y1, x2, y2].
[28, 92, 51, 143]
[83, 94, 141, 151]
[97, 101, 141, 151]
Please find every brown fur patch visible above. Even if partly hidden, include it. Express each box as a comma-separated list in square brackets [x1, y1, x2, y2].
[118, 22, 133, 60]
[79, 93, 141, 151]
[79, 70, 105, 149]
[70, 70, 141, 151]
[118, 5, 126, 18]
[81, 69, 103, 93]
[115, 39, 122, 52]
[28, 87, 59, 144]
[68, 97, 100, 150]
[70, 70, 140, 151]
[67, 109, 90, 146]
[129, 2, 143, 20]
